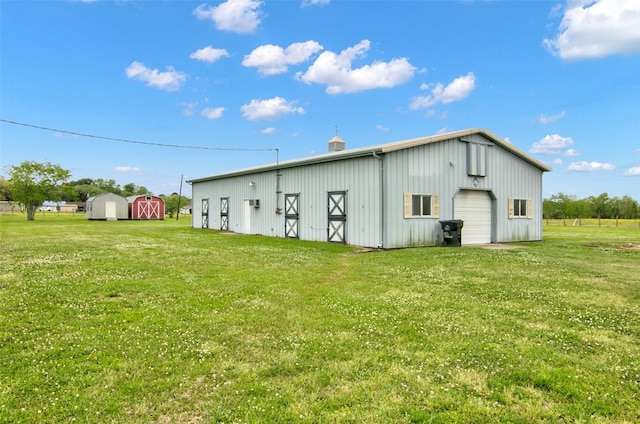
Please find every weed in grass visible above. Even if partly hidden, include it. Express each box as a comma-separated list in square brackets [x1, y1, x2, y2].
[0, 215, 639, 422]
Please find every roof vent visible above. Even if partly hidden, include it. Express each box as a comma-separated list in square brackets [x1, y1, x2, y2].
[328, 135, 345, 152]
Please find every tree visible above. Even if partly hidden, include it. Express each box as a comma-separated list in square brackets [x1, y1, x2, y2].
[7, 161, 71, 220]
[122, 183, 151, 197]
[160, 193, 191, 217]
[618, 195, 639, 219]
[0, 176, 11, 201]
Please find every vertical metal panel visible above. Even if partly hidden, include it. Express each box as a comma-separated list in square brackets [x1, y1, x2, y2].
[383, 135, 545, 247]
[279, 156, 381, 247]
[384, 139, 455, 247]
[189, 132, 546, 247]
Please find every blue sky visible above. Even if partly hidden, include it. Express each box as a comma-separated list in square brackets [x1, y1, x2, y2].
[2, 0, 640, 200]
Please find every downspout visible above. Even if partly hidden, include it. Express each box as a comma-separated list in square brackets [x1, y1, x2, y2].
[373, 151, 384, 248]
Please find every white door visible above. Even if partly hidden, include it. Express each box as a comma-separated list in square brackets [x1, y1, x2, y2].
[105, 201, 117, 220]
[243, 199, 251, 234]
[454, 190, 492, 245]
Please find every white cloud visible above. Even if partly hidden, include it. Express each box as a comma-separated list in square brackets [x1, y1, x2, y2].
[536, 110, 566, 124]
[201, 107, 225, 119]
[409, 73, 477, 110]
[567, 161, 616, 172]
[543, 0, 640, 60]
[296, 40, 416, 94]
[182, 103, 196, 116]
[193, 0, 263, 34]
[261, 127, 277, 134]
[563, 148, 580, 156]
[625, 166, 640, 175]
[190, 46, 230, 63]
[114, 166, 142, 175]
[376, 125, 389, 132]
[243, 41, 323, 76]
[551, 158, 563, 165]
[302, 0, 329, 7]
[125, 61, 186, 92]
[241, 97, 305, 121]
[529, 134, 575, 155]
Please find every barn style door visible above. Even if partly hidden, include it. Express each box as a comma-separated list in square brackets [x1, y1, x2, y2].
[137, 199, 160, 219]
[220, 197, 229, 231]
[201, 198, 209, 229]
[284, 194, 299, 239]
[327, 191, 347, 244]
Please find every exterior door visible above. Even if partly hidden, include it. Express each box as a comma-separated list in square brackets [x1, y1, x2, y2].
[137, 200, 160, 219]
[327, 191, 346, 243]
[201, 198, 209, 229]
[220, 197, 228, 230]
[105, 201, 117, 220]
[243, 199, 251, 234]
[454, 190, 492, 244]
[285, 194, 300, 239]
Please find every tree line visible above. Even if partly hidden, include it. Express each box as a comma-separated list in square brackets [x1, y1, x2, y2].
[2, 161, 190, 220]
[543, 193, 639, 220]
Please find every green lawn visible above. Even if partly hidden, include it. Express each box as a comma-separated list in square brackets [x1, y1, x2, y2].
[1, 214, 639, 423]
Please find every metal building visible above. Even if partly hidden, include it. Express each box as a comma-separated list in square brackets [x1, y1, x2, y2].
[127, 195, 165, 220]
[188, 128, 551, 248]
[86, 193, 129, 220]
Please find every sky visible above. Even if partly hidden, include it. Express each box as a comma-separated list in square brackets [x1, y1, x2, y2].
[1, 0, 640, 200]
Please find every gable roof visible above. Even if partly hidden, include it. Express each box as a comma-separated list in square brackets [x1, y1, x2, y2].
[188, 128, 551, 183]
[86, 192, 128, 202]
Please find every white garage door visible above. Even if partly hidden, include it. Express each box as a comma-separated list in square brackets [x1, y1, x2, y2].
[454, 190, 492, 245]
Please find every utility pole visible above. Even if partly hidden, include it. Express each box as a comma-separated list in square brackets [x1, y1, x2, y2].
[176, 174, 183, 221]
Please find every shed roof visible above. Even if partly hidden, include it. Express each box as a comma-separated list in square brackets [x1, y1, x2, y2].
[126, 194, 162, 202]
[86, 192, 128, 202]
[187, 128, 551, 183]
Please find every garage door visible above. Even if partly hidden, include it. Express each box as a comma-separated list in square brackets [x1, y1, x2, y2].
[454, 190, 492, 245]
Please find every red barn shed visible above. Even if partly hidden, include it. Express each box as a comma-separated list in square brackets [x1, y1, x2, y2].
[127, 195, 165, 220]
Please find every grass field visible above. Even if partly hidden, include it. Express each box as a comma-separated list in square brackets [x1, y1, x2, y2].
[1, 214, 639, 423]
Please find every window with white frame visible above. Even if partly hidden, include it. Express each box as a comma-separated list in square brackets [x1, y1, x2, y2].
[509, 197, 532, 219]
[404, 193, 439, 218]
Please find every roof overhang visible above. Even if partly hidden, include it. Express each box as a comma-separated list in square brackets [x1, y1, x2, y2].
[187, 128, 551, 184]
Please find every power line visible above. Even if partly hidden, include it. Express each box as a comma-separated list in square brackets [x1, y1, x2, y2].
[0, 118, 278, 153]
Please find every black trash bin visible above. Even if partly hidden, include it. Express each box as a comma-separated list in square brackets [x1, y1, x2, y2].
[439, 220, 464, 247]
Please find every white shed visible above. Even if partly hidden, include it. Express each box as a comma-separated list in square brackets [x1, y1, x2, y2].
[86, 193, 129, 220]
[188, 128, 551, 248]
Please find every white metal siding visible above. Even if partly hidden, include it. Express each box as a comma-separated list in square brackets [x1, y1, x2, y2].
[190, 131, 547, 248]
[190, 156, 382, 248]
[384, 138, 460, 248]
[454, 190, 492, 245]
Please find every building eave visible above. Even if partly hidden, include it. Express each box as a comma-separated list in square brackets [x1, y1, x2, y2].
[187, 128, 551, 184]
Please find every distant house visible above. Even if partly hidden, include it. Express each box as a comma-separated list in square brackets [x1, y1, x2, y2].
[0, 201, 21, 213]
[59, 203, 78, 213]
[66, 202, 86, 212]
[188, 128, 551, 248]
[180, 204, 192, 215]
[127, 195, 165, 220]
[86, 193, 129, 220]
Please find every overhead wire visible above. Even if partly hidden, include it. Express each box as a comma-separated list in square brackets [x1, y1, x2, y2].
[0, 118, 278, 152]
